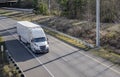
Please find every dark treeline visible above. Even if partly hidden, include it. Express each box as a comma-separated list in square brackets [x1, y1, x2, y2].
[34, 0, 120, 23]
[4, 0, 120, 23]
[58, 0, 120, 23]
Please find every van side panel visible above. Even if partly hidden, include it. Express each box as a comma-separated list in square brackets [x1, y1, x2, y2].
[17, 23, 31, 43]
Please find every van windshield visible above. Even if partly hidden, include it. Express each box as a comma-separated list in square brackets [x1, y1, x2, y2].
[32, 37, 46, 42]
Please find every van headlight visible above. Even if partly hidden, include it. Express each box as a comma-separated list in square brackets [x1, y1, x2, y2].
[46, 45, 49, 49]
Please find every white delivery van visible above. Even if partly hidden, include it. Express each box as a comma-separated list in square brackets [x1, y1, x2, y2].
[16, 21, 49, 53]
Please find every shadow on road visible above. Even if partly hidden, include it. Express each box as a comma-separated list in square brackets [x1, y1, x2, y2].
[23, 49, 80, 72]
[5, 39, 36, 62]
[0, 27, 16, 32]
[0, 16, 7, 20]
[0, 27, 16, 36]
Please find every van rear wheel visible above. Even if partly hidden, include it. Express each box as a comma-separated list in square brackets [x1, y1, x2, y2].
[19, 35, 22, 41]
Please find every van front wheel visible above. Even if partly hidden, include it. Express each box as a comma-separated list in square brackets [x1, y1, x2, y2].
[30, 45, 36, 53]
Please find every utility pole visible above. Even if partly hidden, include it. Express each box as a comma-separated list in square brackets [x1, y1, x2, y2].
[48, 0, 51, 13]
[96, 0, 100, 47]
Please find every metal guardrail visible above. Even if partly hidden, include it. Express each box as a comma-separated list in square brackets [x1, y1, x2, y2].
[41, 25, 94, 48]
[6, 50, 25, 77]
[0, 43, 25, 77]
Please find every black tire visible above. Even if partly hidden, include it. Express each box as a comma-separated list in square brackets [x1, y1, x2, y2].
[47, 49, 49, 53]
[30, 45, 37, 54]
[45, 49, 49, 53]
[19, 35, 21, 41]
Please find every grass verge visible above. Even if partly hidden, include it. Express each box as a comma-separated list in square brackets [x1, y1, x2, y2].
[90, 46, 120, 65]
[44, 28, 89, 50]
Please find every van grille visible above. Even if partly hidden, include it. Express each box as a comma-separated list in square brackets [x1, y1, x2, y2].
[40, 46, 46, 50]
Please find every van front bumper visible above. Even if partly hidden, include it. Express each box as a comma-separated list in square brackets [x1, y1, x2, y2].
[35, 49, 49, 54]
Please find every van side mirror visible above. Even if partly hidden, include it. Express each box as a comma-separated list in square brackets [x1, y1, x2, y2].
[47, 38, 49, 41]
[31, 39, 34, 42]
[47, 41, 49, 44]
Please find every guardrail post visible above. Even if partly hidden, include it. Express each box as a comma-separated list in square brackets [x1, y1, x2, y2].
[21, 74, 25, 77]
[1, 45, 4, 52]
[0, 44, 4, 66]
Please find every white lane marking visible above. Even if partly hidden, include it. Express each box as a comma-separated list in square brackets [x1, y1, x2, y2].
[78, 51, 120, 75]
[1, 24, 55, 77]
[48, 32, 120, 75]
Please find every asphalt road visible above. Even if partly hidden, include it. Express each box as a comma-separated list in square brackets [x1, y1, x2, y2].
[0, 16, 120, 77]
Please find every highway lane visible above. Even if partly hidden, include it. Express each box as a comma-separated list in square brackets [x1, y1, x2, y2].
[0, 17, 120, 77]
[0, 17, 53, 77]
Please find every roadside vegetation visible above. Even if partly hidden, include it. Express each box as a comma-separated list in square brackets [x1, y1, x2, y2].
[91, 47, 120, 65]
[0, 37, 20, 77]
[44, 28, 88, 50]
[0, 0, 120, 65]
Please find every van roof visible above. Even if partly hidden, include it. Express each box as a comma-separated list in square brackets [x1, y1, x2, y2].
[18, 21, 41, 28]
